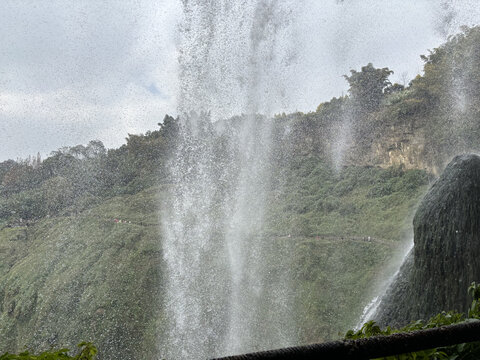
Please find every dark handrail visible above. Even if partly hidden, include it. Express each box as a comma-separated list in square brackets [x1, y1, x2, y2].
[212, 320, 480, 359]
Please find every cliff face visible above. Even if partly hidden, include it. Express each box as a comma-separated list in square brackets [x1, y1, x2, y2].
[375, 154, 480, 326]
[285, 114, 436, 174]
[369, 125, 429, 172]
[342, 114, 441, 175]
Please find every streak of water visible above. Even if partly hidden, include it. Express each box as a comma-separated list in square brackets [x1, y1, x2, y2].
[161, 1, 300, 358]
[355, 240, 414, 329]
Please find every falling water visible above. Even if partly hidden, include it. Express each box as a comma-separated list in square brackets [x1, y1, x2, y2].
[177, 0, 299, 120]
[161, 1, 300, 358]
[355, 240, 414, 329]
[330, 104, 353, 171]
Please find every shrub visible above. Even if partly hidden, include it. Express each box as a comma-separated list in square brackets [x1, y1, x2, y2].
[346, 283, 480, 359]
[0, 342, 97, 360]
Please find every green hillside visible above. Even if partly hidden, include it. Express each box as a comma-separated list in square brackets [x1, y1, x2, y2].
[0, 187, 163, 360]
[0, 162, 428, 358]
[265, 155, 428, 240]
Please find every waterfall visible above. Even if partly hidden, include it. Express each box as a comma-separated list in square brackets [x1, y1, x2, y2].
[160, 1, 300, 358]
[355, 240, 414, 329]
[177, 0, 299, 120]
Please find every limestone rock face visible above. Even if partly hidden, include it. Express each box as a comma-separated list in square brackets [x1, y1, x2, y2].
[376, 154, 480, 326]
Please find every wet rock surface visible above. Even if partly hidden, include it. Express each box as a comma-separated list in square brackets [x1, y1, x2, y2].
[376, 154, 480, 326]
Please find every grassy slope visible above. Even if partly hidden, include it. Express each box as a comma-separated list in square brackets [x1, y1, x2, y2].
[0, 187, 164, 360]
[0, 162, 429, 356]
[266, 155, 428, 240]
[265, 156, 429, 342]
[292, 236, 396, 342]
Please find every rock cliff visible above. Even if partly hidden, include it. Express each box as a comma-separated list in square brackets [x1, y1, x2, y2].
[375, 154, 480, 326]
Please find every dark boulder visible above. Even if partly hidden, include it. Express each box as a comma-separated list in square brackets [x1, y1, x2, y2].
[375, 154, 480, 326]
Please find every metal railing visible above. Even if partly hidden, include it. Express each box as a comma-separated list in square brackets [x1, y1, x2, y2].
[212, 320, 480, 359]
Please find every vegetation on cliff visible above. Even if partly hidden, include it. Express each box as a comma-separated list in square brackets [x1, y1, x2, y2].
[0, 167, 427, 356]
[279, 26, 480, 173]
[1, 343, 97, 360]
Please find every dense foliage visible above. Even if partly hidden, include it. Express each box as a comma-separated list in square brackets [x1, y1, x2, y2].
[344, 62, 394, 112]
[265, 155, 428, 240]
[347, 283, 480, 359]
[0, 343, 96, 360]
[0, 115, 179, 226]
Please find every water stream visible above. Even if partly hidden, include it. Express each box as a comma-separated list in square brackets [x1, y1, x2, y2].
[160, 1, 300, 358]
[355, 241, 414, 329]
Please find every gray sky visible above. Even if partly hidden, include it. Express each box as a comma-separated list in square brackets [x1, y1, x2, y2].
[1, 0, 479, 160]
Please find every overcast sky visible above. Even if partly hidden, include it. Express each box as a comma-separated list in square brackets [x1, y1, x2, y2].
[1, 0, 480, 161]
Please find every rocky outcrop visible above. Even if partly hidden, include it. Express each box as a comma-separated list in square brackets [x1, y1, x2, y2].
[370, 126, 430, 172]
[375, 154, 480, 326]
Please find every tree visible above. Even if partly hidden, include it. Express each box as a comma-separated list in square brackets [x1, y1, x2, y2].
[384, 83, 405, 95]
[41, 176, 74, 215]
[159, 114, 179, 142]
[344, 63, 393, 112]
[0, 160, 18, 184]
[1, 163, 34, 196]
[85, 140, 106, 158]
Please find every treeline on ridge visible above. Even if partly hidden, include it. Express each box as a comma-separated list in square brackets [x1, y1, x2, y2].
[0, 115, 179, 224]
[2, 26, 480, 226]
